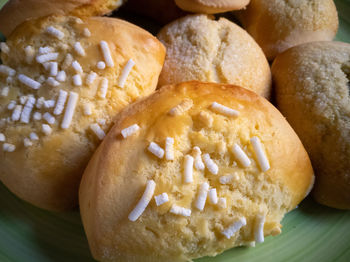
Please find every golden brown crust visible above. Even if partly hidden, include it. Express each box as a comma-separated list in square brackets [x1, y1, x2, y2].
[157, 15, 271, 98]
[236, 0, 338, 60]
[175, 0, 250, 14]
[0, 0, 124, 37]
[0, 15, 165, 211]
[79, 81, 313, 261]
[272, 41, 350, 210]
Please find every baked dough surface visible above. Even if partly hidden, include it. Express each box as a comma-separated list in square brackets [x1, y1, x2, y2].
[157, 15, 271, 98]
[0, 15, 165, 211]
[79, 81, 314, 262]
[273, 41, 350, 209]
[175, 0, 250, 14]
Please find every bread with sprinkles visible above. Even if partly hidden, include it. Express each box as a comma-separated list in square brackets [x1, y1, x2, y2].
[0, 15, 165, 211]
[0, 0, 125, 37]
[79, 81, 314, 262]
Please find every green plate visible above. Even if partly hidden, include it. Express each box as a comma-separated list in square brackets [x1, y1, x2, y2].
[0, 0, 350, 261]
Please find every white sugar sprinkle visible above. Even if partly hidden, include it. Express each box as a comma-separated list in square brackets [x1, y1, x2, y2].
[219, 175, 234, 185]
[99, 41, 114, 67]
[0, 65, 16, 76]
[83, 103, 92, 116]
[37, 75, 46, 84]
[20, 96, 36, 123]
[254, 214, 266, 243]
[98, 78, 108, 98]
[168, 98, 193, 116]
[97, 118, 106, 126]
[56, 71, 66, 82]
[193, 146, 205, 171]
[24, 46, 35, 64]
[195, 182, 209, 211]
[61, 92, 78, 129]
[74, 42, 86, 56]
[33, 112, 42, 121]
[44, 100, 55, 108]
[208, 188, 218, 204]
[49, 62, 58, 76]
[46, 26, 64, 39]
[36, 97, 45, 109]
[86, 71, 97, 85]
[170, 205, 191, 217]
[6, 76, 13, 84]
[147, 142, 164, 159]
[73, 74, 82, 86]
[128, 180, 156, 221]
[38, 46, 53, 54]
[19, 96, 28, 105]
[203, 153, 218, 175]
[7, 100, 16, 110]
[83, 28, 91, 37]
[42, 124, 52, 135]
[118, 59, 135, 88]
[0, 133, 5, 142]
[43, 112, 55, 124]
[11, 105, 23, 121]
[23, 138, 33, 147]
[250, 137, 270, 172]
[183, 155, 194, 183]
[90, 123, 105, 140]
[36, 52, 59, 64]
[29, 132, 39, 140]
[53, 89, 68, 115]
[96, 61, 106, 70]
[72, 60, 83, 74]
[1, 86, 9, 97]
[210, 102, 239, 117]
[121, 124, 140, 139]
[232, 143, 251, 167]
[155, 193, 169, 206]
[222, 217, 247, 239]
[18, 74, 41, 90]
[218, 197, 227, 209]
[3, 143, 15, 152]
[46, 77, 60, 87]
[165, 137, 174, 160]
[0, 42, 10, 54]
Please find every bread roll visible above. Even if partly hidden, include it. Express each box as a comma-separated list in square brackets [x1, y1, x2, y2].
[175, 0, 250, 14]
[272, 41, 350, 210]
[236, 0, 338, 60]
[79, 81, 314, 261]
[0, 15, 165, 211]
[0, 0, 124, 37]
[157, 15, 271, 98]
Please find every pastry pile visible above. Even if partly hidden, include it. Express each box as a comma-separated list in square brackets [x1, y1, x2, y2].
[0, 0, 348, 261]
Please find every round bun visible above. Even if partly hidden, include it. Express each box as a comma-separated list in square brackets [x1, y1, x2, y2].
[0, 0, 124, 37]
[175, 0, 250, 14]
[79, 81, 314, 262]
[236, 0, 338, 60]
[0, 15, 165, 211]
[272, 41, 350, 210]
[157, 15, 271, 98]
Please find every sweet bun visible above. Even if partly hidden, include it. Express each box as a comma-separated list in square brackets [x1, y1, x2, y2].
[236, 0, 338, 60]
[0, 0, 124, 37]
[79, 81, 314, 261]
[157, 15, 271, 98]
[272, 41, 350, 210]
[0, 15, 165, 211]
[175, 0, 250, 14]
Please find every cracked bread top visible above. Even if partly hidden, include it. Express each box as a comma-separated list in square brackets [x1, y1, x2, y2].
[157, 15, 271, 99]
